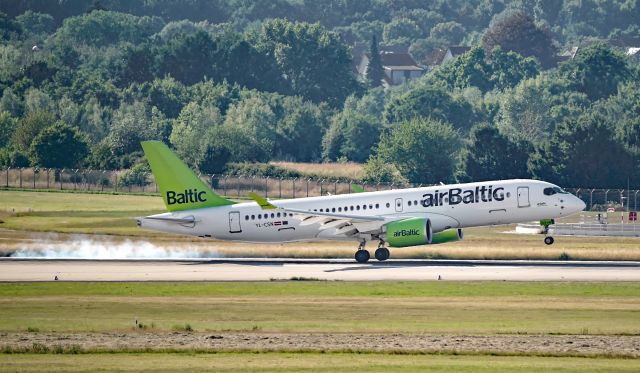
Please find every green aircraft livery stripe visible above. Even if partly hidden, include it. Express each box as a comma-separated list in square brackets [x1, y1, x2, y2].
[141, 141, 235, 211]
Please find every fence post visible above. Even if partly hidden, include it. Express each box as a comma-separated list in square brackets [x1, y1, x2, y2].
[265, 176, 269, 198]
[319, 179, 324, 196]
[5, 167, 8, 187]
[292, 178, 297, 199]
[19, 168, 22, 188]
[635, 190, 639, 211]
[306, 178, 310, 197]
[59, 169, 63, 190]
[279, 177, 282, 199]
[33, 168, 37, 189]
[114, 171, 118, 192]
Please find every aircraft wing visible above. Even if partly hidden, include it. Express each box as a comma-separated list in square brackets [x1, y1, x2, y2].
[248, 193, 397, 236]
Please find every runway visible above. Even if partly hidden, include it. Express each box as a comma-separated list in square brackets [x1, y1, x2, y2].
[1, 258, 639, 281]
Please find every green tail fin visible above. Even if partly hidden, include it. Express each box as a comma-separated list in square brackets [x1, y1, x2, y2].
[141, 141, 234, 211]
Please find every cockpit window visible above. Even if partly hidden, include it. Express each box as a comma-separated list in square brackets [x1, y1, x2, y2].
[544, 187, 569, 196]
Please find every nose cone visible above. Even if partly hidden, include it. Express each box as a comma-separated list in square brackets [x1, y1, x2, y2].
[572, 196, 586, 213]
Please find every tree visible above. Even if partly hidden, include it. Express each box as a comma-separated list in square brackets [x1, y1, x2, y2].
[250, 19, 361, 107]
[28, 122, 88, 168]
[106, 101, 161, 156]
[529, 112, 635, 188]
[53, 10, 162, 47]
[275, 97, 327, 162]
[495, 75, 589, 145]
[15, 11, 55, 37]
[456, 124, 532, 182]
[154, 30, 219, 85]
[488, 47, 539, 90]
[170, 101, 223, 168]
[376, 118, 460, 184]
[362, 156, 407, 184]
[482, 10, 557, 69]
[557, 43, 633, 101]
[382, 17, 423, 45]
[365, 35, 384, 88]
[0, 111, 16, 148]
[429, 21, 465, 46]
[383, 84, 479, 132]
[12, 111, 55, 150]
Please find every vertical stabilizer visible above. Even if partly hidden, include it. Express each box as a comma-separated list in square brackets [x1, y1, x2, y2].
[141, 141, 234, 211]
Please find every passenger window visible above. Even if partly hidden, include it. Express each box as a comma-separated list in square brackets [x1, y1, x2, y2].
[386, 202, 390, 208]
[251, 215, 255, 220]
[375, 203, 379, 209]
[350, 206, 354, 211]
[245, 215, 249, 220]
[356, 205, 360, 210]
[408, 200, 412, 206]
[277, 212, 281, 218]
[258, 214, 262, 219]
[363, 205, 367, 210]
[271, 213, 275, 218]
[332, 208, 336, 212]
[369, 204, 373, 209]
[414, 200, 418, 205]
[338, 207, 342, 212]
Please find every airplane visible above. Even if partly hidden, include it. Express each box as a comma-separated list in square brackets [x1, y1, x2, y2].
[136, 141, 586, 263]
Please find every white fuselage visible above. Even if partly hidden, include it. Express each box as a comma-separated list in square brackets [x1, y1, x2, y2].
[138, 179, 585, 243]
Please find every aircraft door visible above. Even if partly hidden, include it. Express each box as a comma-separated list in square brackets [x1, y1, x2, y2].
[395, 198, 403, 212]
[517, 187, 530, 208]
[228, 211, 242, 233]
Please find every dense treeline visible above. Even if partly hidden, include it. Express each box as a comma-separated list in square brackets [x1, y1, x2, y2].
[0, 1, 639, 188]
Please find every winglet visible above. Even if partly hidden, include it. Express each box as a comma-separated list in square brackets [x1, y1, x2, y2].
[248, 192, 277, 210]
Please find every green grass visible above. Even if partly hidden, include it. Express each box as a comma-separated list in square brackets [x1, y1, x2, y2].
[0, 282, 638, 335]
[1, 352, 638, 373]
[1, 281, 638, 298]
[0, 190, 166, 236]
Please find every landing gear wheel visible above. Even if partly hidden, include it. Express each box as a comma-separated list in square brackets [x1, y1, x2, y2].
[544, 236, 554, 245]
[375, 247, 390, 261]
[355, 250, 370, 263]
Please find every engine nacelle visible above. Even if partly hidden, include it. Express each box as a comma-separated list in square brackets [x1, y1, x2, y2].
[431, 228, 464, 244]
[385, 217, 432, 247]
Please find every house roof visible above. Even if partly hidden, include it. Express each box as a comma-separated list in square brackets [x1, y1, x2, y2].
[379, 52, 420, 68]
[448, 46, 471, 56]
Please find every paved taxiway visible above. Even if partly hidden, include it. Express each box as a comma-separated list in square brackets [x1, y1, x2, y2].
[1, 258, 639, 281]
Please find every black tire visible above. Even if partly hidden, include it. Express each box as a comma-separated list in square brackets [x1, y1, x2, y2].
[355, 250, 370, 263]
[544, 236, 554, 245]
[375, 247, 390, 261]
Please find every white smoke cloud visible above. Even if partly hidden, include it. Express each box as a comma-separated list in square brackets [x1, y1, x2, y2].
[10, 236, 220, 259]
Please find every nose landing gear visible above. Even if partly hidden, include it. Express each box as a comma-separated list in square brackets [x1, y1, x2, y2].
[540, 219, 555, 245]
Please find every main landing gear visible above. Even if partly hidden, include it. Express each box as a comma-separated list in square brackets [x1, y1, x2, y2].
[354, 240, 390, 263]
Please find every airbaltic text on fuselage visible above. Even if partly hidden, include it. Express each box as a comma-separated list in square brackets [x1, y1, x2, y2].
[422, 186, 504, 207]
[166, 189, 207, 205]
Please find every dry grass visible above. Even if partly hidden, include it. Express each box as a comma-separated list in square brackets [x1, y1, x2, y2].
[270, 161, 364, 180]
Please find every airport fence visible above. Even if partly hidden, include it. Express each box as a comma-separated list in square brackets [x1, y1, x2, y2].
[1, 167, 638, 212]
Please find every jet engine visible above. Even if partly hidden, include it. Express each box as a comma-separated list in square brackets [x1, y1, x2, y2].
[385, 217, 433, 247]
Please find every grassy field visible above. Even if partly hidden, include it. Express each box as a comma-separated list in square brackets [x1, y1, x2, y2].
[1, 352, 638, 373]
[270, 161, 365, 180]
[0, 282, 638, 335]
[2, 190, 640, 260]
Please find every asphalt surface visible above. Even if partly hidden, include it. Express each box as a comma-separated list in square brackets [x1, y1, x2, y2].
[1, 258, 639, 281]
